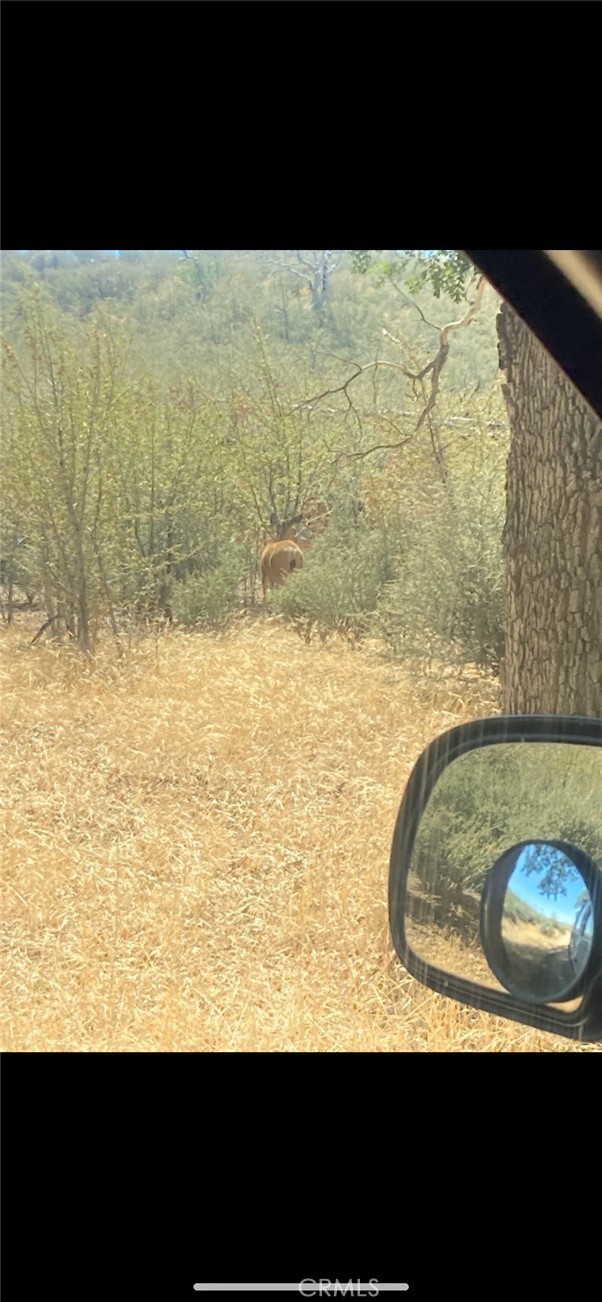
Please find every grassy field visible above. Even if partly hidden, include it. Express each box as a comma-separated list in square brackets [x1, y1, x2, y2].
[1, 616, 598, 1052]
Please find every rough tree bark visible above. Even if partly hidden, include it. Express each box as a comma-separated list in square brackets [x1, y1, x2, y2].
[498, 301, 602, 715]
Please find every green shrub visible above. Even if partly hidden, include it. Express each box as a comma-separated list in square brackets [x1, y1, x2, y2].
[170, 544, 246, 628]
[375, 444, 505, 670]
[270, 523, 395, 640]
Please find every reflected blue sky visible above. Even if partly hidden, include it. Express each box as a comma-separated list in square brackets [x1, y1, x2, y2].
[511, 845, 590, 925]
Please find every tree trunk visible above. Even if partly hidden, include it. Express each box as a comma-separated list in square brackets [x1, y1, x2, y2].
[74, 538, 93, 654]
[498, 301, 602, 715]
[6, 571, 14, 626]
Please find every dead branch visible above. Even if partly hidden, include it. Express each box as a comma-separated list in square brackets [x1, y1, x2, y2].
[295, 275, 487, 470]
[387, 280, 441, 333]
[334, 436, 414, 465]
[31, 614, 63, 645]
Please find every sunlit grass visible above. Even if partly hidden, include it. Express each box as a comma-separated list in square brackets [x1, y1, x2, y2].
[1, 617, 597, 1052]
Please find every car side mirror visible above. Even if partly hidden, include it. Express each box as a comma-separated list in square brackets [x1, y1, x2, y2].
[389, 715, 602, 1042]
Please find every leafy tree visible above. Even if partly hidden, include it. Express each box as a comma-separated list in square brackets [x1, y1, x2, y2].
[2, 289, 133, 651]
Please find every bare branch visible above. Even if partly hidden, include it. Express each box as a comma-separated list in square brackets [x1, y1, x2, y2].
[295, 250, 318, 274]
[289, 275, 488, 474]
[440, 275, 486, 345]
[387, 280, 441, 333]
[334, 435, 413, 466]
[292, 357, 419, 414]
[414, 275, 487, 440]
[267, 259, 313, 288]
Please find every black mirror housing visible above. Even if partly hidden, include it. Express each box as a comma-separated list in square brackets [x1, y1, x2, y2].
[389, 714, 602, 1042]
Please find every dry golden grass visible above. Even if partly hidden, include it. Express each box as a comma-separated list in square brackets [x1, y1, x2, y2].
[1, 616, 598, 1052]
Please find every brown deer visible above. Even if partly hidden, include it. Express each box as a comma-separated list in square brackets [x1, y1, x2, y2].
[261, 512, 313, 600]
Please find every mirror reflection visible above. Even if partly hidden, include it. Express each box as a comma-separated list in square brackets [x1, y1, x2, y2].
[404, 742, 601, 1006]
[481, 841, 594, 1002]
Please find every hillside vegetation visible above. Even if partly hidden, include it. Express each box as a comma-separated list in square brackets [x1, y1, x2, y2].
[2, 249, 507, 671]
